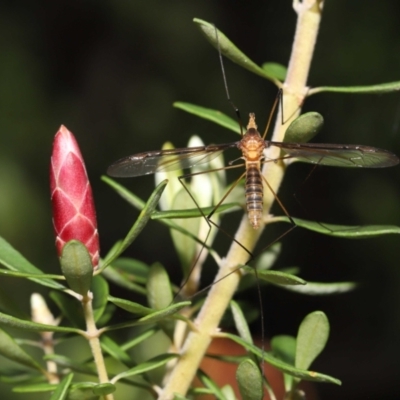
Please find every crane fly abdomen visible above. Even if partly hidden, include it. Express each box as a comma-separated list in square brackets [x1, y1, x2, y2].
[245, 164, 264, 229]
[237, 113, 268, 229]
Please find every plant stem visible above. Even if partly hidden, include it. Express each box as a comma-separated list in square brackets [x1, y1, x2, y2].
[82, 292, 114, 400]
[160, 1, 324, 398]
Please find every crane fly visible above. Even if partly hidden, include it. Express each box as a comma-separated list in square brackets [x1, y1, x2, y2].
[107, 112, 399, 230]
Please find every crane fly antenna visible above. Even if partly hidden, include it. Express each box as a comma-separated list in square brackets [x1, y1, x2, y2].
[214, 24, 244, 136]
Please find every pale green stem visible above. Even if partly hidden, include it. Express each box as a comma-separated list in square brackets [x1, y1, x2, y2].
[160, 1, 324, 398]
[82, 292, 114, 400]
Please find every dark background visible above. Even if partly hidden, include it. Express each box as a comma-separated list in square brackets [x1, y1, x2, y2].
[1, 1, 400, 399]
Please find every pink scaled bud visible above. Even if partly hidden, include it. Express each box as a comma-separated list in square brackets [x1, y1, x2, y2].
[50, 125, 99, 269]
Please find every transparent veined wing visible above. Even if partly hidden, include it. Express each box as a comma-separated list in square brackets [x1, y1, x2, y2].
[270, 141, 399, 168]
[107, 142, 238, 177]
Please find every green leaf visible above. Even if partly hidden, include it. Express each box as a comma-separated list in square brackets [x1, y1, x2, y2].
[242, 267, 306, 286]
[295, 311, 330, 371]
[66, 382, 98, 400]
[112, 353, 178, 383]
[151, 203, 239, 220]
[284, 112, 324, 143]
[222, 332, 340, 385]
[173, 102, 239, 134]
[0, 328, 44, 372]
[309, 80, 400, 95]
[261, 62, 287, 81]
[100, 335, 133, 366]
[230, 301, 253, 345]
[0, 311, 82, 334]
[103, 177, 218, 255]
[14, 382, 59, 393]
[193, 18, 279, 83]
[49, 291, 84, 328]
[271, 335, 296, 366]
[137, 301, 191, 324]
[271, 335, 296, 391]
[120, 328, 158, 351]
[104, 301, 191, 332]
[91, 275, 109, 322]
[101, 258, 148, 295]
[101, 179, 168, 268]
[45, 355, 96, 376]
[221, 385, 236, 400]
[280, 281, 357, 295]
[108, 295, 153, 316]
[92, 383, 116, 396]
[0, 369, 39, 384]
[197, 370, 227, 400]
[254, 243, 282, 271]
[49, 373, 74, 400]
[0, 236, 65, 290]
[60, 241, 93, 296]
[147, 263, 173, 310]
[273, 216, 400, 238]
[236, 359, 263, 400]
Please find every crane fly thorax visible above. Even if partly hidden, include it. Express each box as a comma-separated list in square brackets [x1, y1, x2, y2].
[238, 128, 266, 163]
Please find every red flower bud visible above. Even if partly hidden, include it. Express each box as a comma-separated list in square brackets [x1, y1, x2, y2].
[50, 125, 99, 269]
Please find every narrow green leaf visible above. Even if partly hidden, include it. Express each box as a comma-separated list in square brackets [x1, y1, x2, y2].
[101, 267, 146, 294]
[271, 335, 296, 366]
[0, 311, 82, 334]
[102, 176, 145, 210]
[194, 18, 279, 83]
[45, 355, 96, 376]
[92, 383, 116, 396]
[284, 112, 324, 143]
[273, 216, 400, 238]
[280, 281, 357, 295]
[0, 269, 64, 280]
[230, 301, 253, 344]
[65, 382, 98, 400]
[138, 301, 191, 324]
[147, 263, 173, 310]
[261, 62, 287, 81]
[0, 369, 38, 384]
[151, 202, 240, 219]
[236, 359, 263, 400]
[0, 328, 44, 372]
[120, 328, 158, 351]
[112, 353, 178, 382]
[271, 335, 296, 391]
[296, 311, 329, 371]
[221, 385, 236, 400]
[101, 335, 133, 366]
[222, 333, 340, 385]
[174, 102, 239, 134]
[197, 370, 227, 400]
[110, 257, 149, 278]
[0, 236, 65, 290]
[254, 243, 282, 271]
[103, 177, 218, 254]
[91, 275, 109, 322]
[14, 382, 58, 393]
[49, 291, 84, 328]
[309, 80, 400, 95]
[242, 267, 306, 286]
[101, 179, 168, 268]
[49, 373, 73, 400]
[96, 303, 115, 327]
[60, 241, 93, 296]
[108, 295, 153, 316]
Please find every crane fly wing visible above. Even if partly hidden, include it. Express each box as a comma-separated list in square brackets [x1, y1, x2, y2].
[269, 141, 400, 168]
[107, 143, 238, 177]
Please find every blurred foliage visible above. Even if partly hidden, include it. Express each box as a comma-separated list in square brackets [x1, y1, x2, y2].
[0, 1, 400, 399]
